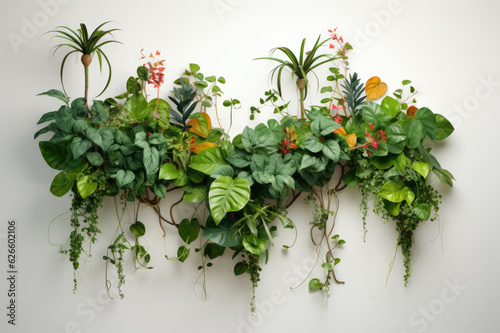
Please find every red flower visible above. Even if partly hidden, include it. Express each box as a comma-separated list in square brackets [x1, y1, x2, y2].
[334, 115, 342, 124]
[140, 49, 166, 90]
[280, 127, 298, 155]
[189, 136, 196, 150]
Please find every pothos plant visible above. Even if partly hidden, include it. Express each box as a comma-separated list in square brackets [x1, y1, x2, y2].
[35, 23, 454, 311]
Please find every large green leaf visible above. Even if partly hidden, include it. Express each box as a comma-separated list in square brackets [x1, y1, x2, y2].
[113, 169, 135, 187]
[156, 99, 171, 130]
[189, 146, 227, 175]
[54, 106, 75, 133]
[34, 122, 57, 139]
[418, 143, 441, 170]
[380, 96, 401, 118]
[414, 203, 431, 221]
[208, 176, 250, 225]
[73, 119, 88, 133]
[76, 175, 98, 199]
[177, 246, 190, 262]
[85, 127, 115, 151]
[302, 135, 323, 153]
[172, 169, 188, 186]
[90, 101, 108, 125]
[385, 123, 406, 154]
[125, 93, 149, 120]
[130, 221, 146, 237]
[37, 89, 69, 104]
[370, 156, 394, 170]
[183, 185, 206, 203]
[432, 168, 455, 187]
[385, 201, 402, 216]
[203, 243, 225, 259]
[377, 180, 409, 203]
[50, 172, 73, 197]
[412, 161, 430, 179]
[159, 163, 181, 180]
[342, 169, 359, 189]
[415, 107, 438, 139]
[242, 235, 267, 255]
[299, 154, 318, 171]
[86, 152, 104, 166]
[322, 139, 340, 161]
[226, 150, 252, 168]
[142, 146, 160, 175]
[210, 165, 235, 179]
[241, 126, 277, 154]
[405, 188, 415, 205]
[39, 141, 71, 170]
[116, 130, 133, 145]
[37, 111, 56, 125]
[234, 262, 248, 276]
[434, 114, 454, 140]
[394, 153, 407, 174]
[152, 183, 167, 198]
[403, 117, 425, 148]
[203, 216, 242, 247]
[70, 137, 92, 159]
[311, 115, 340, 136]
[362, 101, 393, 128]
[148, 133, 166, 145]
[178, 218, 200, 244]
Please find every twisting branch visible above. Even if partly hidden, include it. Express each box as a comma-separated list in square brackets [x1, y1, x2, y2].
[170, 194, 185, 226]
[285, 190, 303, 209]
[335, 163, 348, 192]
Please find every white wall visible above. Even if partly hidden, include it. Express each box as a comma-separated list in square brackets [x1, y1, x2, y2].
[1, 0, 499, 332]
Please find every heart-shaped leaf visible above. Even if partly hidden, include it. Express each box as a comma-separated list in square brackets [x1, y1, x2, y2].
[178, 218, 200, 244]
[187, 112, 212, 138]
[50, 172, 73, 197]
[365, 76, 387, 100]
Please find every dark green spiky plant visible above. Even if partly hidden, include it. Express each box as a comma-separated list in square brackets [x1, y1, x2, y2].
[168, 78, 199, 130]
[341, 72, 366, 120]
[256, 35, 336, 118]
[49, 22, 121, 107]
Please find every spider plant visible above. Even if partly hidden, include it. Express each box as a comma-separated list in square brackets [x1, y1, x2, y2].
[256, 35, 336, 118]
[49, 22, 121, 107]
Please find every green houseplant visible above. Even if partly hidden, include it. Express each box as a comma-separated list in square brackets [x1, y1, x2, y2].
[35, 23, 454, 311]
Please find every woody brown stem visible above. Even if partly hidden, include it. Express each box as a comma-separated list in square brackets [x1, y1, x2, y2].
[81, 54, 92, 109]
[297, 78, 306, 118]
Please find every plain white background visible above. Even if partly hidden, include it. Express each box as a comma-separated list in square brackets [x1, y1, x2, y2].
[1, 0, 499, 332]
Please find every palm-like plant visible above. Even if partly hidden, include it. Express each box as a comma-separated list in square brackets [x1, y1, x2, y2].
[49, 22, 121, 107]
[256, 35, 336, 118]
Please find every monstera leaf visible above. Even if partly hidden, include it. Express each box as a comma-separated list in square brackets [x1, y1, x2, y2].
[208, 176, 250, 225]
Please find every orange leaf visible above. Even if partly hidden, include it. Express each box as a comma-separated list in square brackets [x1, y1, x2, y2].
[406, 105, 418, 118]
[187, 112, 212, 138]
[192, 142, 217, 154]
[365, 76, 387, 100]
[334, 127, 347, 136]
[346, 133, 357, 149]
